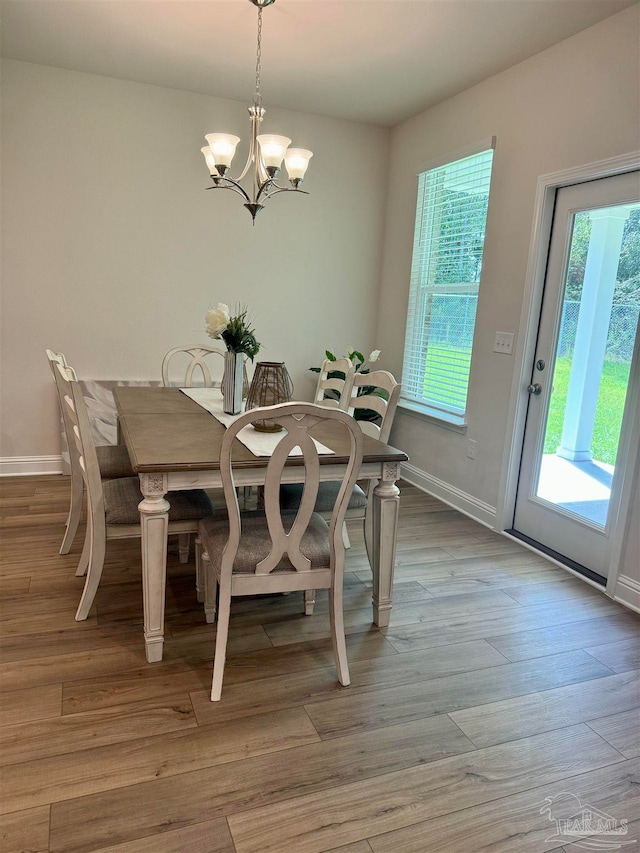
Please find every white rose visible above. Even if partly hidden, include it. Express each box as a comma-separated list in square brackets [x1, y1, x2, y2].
[205, 303, 230, 338]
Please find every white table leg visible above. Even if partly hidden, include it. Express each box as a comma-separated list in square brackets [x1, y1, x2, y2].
[370, 463, 400, 628]
[139, 473, 170, 662]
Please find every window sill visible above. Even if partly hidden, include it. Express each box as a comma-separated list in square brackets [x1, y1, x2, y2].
[398, 401, 468, 433]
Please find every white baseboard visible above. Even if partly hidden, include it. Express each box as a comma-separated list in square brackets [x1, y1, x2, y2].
[401, 462, 497, 529]
[0, 456, 63, 476]
[612, 574, 640, 614]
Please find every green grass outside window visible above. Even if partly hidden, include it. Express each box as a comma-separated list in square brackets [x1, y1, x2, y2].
[543, 357, 630, 466]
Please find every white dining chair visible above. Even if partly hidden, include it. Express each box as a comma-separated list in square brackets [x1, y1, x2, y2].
[342, 369, 402, 553]
[61, 366, 213, 620]
[313, 357, 355, 408]
[196, 402, 363, 701]
[252, 357, 355, 514]
[46, 349, 134, 561]
[346, 369, 401, 445]
[281, 369, 401, 557]
[161, 344, 227, 388]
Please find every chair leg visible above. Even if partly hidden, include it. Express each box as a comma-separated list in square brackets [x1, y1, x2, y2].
[342, 522, 351, 550]
[178, 533, 190, 564]
[75, 505, 105, 621]
[195, 536, 204, 603]
[329, 583, 350, 687]
[304, 589, 316, 615]
[60, 467, 84, 555]
[202, 550, 217, 624]
[211, 575, 231, 701]
[76, 511, 90, 577]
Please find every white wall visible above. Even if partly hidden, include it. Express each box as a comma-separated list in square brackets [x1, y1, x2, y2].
[1, 60, 389, 462]
[376, 6, 640, 520]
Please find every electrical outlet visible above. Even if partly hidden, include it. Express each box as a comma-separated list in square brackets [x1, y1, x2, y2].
[467, 439, 477, 460]
[493, 332, 514, 354]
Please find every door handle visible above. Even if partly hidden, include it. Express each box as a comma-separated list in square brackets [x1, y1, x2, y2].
[527, 383, 542, 395]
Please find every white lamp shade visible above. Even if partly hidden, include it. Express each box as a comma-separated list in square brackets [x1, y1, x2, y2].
[257, 134, 291, 169]
[201, 146, 218, 175]
[285, 148, 313, 181]
[204, 134, 240, 168]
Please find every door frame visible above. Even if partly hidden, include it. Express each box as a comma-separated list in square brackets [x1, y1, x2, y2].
[496, 150, 640, 593]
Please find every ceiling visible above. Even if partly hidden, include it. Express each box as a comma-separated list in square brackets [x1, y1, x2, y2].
[1, 0, 635, 126]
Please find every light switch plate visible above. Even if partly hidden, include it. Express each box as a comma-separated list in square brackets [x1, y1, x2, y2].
[493, 332, 514, 354]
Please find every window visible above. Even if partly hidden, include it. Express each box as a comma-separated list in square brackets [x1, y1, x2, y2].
[401, 140, 495, 423]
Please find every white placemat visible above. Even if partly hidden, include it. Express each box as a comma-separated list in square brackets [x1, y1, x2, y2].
[181, 388, 335, 458]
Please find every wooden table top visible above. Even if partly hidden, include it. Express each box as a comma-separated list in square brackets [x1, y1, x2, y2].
[114, 387, 408, 474]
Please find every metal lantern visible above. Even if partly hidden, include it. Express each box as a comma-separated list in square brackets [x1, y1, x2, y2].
[245, 361, 294, 432]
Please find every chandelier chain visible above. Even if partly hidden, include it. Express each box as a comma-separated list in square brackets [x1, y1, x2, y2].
[254, 6, 263, 106]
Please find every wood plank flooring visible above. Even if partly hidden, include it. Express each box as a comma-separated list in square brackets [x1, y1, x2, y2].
[0, 475, 638, 853]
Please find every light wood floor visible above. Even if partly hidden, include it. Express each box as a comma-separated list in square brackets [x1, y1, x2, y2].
[0, 475, 638, 853]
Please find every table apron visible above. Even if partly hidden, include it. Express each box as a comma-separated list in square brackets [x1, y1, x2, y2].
[154, 461, 390, 492]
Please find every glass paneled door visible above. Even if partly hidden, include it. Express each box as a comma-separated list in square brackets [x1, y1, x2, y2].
[513, 171, 640, 578]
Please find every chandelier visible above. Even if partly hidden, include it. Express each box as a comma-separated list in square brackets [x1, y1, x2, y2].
[201, 0, 313, 223]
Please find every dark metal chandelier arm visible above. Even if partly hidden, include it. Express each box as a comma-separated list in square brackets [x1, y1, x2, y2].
[255, 177, 278, 203]
[259, 185, 309, 202]
[205, 178, 251, 204]
[261, 179, 287, 191]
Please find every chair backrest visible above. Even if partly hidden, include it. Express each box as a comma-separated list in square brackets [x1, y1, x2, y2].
[46, 349, 78, 383]
[47, 351, 81, 471]
[220, 402, 363, 576]
[313, 358, 355, 409]
[346, 369, 401, 444]
[60, 367, 104, 519]
[161, 345, 226, 388]
[46, 349, 70, 372]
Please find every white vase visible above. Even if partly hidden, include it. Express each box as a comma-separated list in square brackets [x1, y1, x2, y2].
[222, 351, 244, 415]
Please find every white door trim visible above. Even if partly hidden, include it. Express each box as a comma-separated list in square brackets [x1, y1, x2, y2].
[605, 331, 640, 599]
[496, 151, 640, 582]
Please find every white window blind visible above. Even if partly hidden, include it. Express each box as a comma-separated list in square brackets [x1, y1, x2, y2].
[401, 145, 494, 419]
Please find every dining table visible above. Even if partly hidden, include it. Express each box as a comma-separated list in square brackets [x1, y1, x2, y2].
[114, 386, 408, 662]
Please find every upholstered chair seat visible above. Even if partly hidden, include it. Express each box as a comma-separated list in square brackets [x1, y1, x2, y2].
[279, 481, 367, 514]
[199, 510, 331, 575]
[96, 444, 135, 479]
[103, 478, 212, 526]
